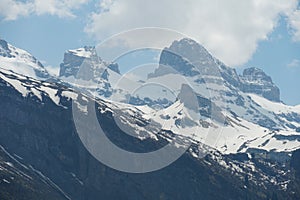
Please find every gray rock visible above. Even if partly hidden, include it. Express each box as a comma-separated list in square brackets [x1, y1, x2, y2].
[240, 67, 280, 102]
[0, 39, 12, 58]
[59, 46, 120, 80]
[158, 38, 220, 77]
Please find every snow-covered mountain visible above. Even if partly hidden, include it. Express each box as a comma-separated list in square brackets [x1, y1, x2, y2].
[1, 61, 300, 199]
[241, 67, 280, 102]
[0, 39, 50, 79]
[141, 38, 300, 154]
[1, 38, 300, 199]
[1, 38, 300, 156]
[59, 46, 148, 105]
[59, 46, 120, 78]
[58, 46, 122, 97]
[153, 38, 279, 101]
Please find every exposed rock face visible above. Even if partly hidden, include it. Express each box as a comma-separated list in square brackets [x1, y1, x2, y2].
[240, 67, 280, 102]
[59, 46, 120, 80]
[59, 46, 99, 79]
[218, 62, 241, 88]
[159, 38, 220, 77]
[157, 38, 280, 102]
[178, 84, 199, 111]
[107, 63, 120, 74]
[58, 46, 121, 98]
[0, 39, 12, 58]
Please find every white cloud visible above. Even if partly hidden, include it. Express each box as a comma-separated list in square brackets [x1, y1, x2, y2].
[287, 59, 300, 68]
[85, 0, 300, 66]
[34, 0, 90, 18]
[287, 8, 300, 41]
[0, 0, 33, 20]
[0, 0, 89, 20]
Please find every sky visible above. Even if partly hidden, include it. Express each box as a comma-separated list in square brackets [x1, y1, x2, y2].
[0, 0, 300, 105]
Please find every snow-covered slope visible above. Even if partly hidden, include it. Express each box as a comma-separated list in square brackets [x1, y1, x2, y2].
[2, 67, 298, 198]
[248, 93, 300, 114]
[59, 46, 144, 102]
[52, 38, 300, 156]
[133, 38, 300, 154]
[2, 39, 300, 198]
[2, 38, 300, 157]
[0, 39, 49, 79]
[3, 64, 300, 158]
[135, 95, 300, 155]
[0, 68, 74, 106]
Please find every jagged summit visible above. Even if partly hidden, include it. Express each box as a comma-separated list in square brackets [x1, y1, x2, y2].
[159, 38, 219, 76]
[0, 39, 49, 79]
[58, 46, 122, 98]
[242, 67, 273, 82]
[168, 38, 213, 63]
[67, 46, 98, 58]
[0, 39, 12, 58]
[240, 67, 280, 102]
[59, 46, 120, 79]
[156, 38, 281, 102]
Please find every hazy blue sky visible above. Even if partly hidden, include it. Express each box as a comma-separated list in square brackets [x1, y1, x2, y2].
[0, 0, 300, 105]
[242, 17, 300, 106]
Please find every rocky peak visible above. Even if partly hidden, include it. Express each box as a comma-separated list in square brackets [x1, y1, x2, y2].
[59, 46, 120, 79]
[0, 39, 12, 58]
[0, 39, 49, 79]
[242, 67, 273, 83]
[59, 47, 94, 78]
[167, 38, 213, 64]
[158, 38, 220, 77]
[154, 38, 280, 102]
[68, 46, 98, 59]
[240, 67, 280, 102]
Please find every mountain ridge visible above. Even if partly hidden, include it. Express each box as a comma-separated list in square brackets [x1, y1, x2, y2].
[0, 39, 50, 79]
[0, 67, 298, 199]
[1, 38, 300, 199]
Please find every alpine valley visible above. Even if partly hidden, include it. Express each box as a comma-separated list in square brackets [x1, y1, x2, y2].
[1, 38, 300, 200]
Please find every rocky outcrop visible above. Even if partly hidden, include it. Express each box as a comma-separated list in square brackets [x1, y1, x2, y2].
[59, 46, 120, 79]
[0, 39, 12, 58]
[157, 38, 281, 102]
[240, 67, 280, 102]
[158, 38, 220, 77]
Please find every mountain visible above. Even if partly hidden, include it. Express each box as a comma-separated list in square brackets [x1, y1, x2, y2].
[158, 38, 220, 77]
[1, 68, 299, 199]
[0, 39, 50, 79]
[1, 38, 300, 199]
[59, 46, 120, 78]
[59, 46, 145, 103]
[155, 38, 279, 101]
[146, 38, 300, 154]
[49, 38, 300, 156]
[58, 46, 125, 98]
[240, 67, 280, 102]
